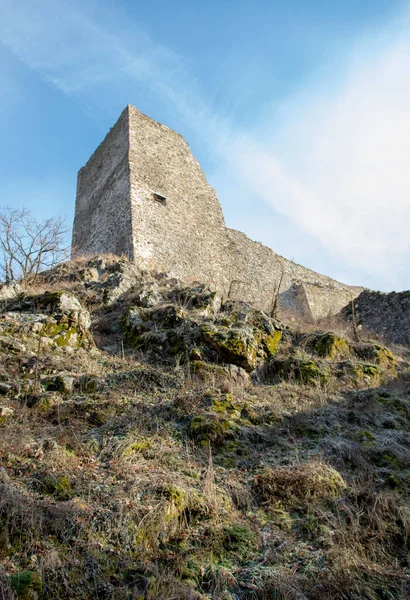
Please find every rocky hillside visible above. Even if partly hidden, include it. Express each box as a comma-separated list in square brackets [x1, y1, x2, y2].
[0, 256, 409, 600]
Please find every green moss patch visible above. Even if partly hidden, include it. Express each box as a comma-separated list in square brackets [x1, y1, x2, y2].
[40, 320, 82, 347]
[313, 332, 350, 359]
[9, 571, 42, 599]
[221, 522, 256, 553]
[33, 473, 73, 500]
[262, 329, 282, 356]
[190, 413, 236, 446]
[201, 324, 259, 371]
[267, 357, 330, 385]
[122, 439, 150, 457]
[352, 343, 397, 371]
[353, 363, 382, 386]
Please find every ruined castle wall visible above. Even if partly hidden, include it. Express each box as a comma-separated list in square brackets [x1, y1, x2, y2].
[73, 110, 133, 258]
[127, 107, 230, 289]
[73, 105, 363, 320]
[301, 283, 359, 321]
[225, 229, 362, 315]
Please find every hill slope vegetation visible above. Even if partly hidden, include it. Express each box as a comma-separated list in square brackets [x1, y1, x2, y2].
[0, 256, 409, 600]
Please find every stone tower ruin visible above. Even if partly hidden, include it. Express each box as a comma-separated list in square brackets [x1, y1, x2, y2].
[73, 105, 362, 319]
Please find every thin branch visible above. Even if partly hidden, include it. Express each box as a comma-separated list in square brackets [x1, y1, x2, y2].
[0, 206, 68, 284]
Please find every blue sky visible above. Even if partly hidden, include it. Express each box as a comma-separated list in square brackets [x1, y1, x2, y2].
[1, 0, 409, 291]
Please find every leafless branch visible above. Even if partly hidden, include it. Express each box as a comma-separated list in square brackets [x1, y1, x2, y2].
[0, 206, 69, 284]
[270, 269, 284, 320]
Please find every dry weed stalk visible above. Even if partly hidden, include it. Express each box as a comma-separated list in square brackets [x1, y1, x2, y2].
[203, 441, 217, 509]
[351, 298, 361, 342]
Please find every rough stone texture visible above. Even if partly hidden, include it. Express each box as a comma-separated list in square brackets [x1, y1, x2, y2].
[72, 105, 362, 319]
[340, 290, 410, 345]
[225, 230, 359, 320]
[72, 111, 133, 258]
[122, 280, 283, 372]
[1, 291, 92, 349]
[128, 107, 228, 291]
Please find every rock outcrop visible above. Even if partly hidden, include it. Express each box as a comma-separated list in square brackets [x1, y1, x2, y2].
[123, 287, 282, 373]
[1, 290, 92, 350]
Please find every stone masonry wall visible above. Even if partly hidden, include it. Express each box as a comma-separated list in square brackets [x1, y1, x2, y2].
[127, 107, 229, 290]
[72, 105, 363, 319]
[340, 290, 410, 345]
[225, 229, 361, 317]
[73, 110, 133, 258]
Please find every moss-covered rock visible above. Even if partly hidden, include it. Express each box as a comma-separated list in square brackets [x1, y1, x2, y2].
[262, 329, 282, 356]
[190, 360, 250, 388]
[41, 374, 75, 394]
[161, 485, 187, 511]
[123, 304, 198, 360]
[122, 439, 150, 457]
[190, 413, 236, 446]
[26, 392, 61, 411]
[33, 473, 73, 500]
[9, 291, 91, 329]
[353, 363, 383, 386]
[310, 332, 350, 359]
[3, 291, 92, 348]
[169, 285, 221, 313]
[266, 357, 330, 384]
[122, 293, 281, 371]
[211, 393, 241, 419]
[136, 288, 163, 308]
[40, 319, 81, 347]
[352, 342, 397, 371]
[134, 485, 190, 553]
[201, 324, 259, 371]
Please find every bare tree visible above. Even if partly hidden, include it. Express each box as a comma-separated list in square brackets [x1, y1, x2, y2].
[0, 206, 69, 284]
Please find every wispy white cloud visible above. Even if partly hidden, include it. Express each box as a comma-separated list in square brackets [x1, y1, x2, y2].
[228, 23, 410, 287]
[0, 0, 409, 290]
[0, 0, 231, 141]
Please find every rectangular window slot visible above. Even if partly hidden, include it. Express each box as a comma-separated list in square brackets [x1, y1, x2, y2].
[152, 191, 167, 204]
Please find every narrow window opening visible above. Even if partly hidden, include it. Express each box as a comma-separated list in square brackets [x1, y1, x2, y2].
[152, 191, 167, 205]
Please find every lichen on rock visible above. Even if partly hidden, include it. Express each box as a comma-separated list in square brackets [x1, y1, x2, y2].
[1, 290, 92, 348]
[307, 331, 350, 359]
[200, 323, 259, 372]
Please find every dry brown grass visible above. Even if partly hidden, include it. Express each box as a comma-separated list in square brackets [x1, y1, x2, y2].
[254, 460, 347, 504]
[280, 307, 386, 346]
[1, 258, 409, 599]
